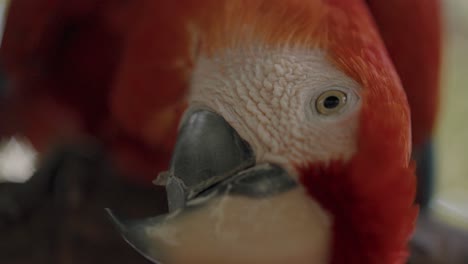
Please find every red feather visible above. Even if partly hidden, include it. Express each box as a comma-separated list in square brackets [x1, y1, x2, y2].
[366, 0, 442, 147]
[300, 160, 417, 264]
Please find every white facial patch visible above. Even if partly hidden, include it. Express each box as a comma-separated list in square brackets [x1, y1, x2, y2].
[189, 47, 362, 173]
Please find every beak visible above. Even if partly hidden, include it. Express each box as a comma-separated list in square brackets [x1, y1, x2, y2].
[106, 108, 314, 264]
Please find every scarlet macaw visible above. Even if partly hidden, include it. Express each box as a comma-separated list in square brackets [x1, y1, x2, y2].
[0, 0, 422, 263]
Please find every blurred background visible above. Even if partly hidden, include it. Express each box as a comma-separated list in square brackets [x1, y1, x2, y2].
[434, 0, 468, 231]
[0, 0, 467, 263]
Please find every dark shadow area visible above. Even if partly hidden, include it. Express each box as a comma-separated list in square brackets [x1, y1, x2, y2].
[0, 144, 167, 264]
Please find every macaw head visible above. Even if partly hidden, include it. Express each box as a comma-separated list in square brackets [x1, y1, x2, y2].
[105, 1, 417, 263]
[0, 0, 417, 262]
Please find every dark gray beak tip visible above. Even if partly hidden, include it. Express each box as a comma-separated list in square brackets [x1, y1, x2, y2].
[105, 209, 141, 250]
[105, 208, 163, 264]
[105, 208, 126, 233]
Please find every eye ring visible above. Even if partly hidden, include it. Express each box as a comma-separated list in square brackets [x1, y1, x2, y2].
[314, 90, 348, 115]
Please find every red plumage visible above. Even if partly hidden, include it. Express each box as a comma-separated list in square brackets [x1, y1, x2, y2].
[366, 0, 442, 147]
[300, 100, 417, 263]
[301, 160, 417, 264]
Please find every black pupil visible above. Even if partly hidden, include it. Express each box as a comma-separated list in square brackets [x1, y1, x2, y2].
[323, 96, 341, 109]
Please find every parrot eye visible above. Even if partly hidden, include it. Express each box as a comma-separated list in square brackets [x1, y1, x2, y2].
[314, 90, 348, 115]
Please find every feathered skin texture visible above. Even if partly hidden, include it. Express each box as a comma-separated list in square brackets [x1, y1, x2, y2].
[0, 0, 417, 263]
[366, 0, 442, 148]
